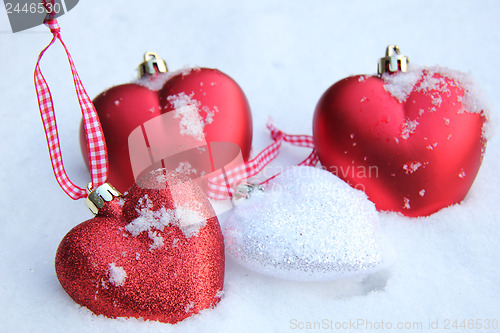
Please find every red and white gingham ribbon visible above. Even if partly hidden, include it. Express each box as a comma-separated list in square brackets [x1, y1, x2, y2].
[34, 1, 108, 200]
[207, 121, 319, 200]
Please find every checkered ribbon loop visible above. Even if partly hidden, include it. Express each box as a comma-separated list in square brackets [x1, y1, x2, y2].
[34, 14, 108, 200]
[42, 0, 59, 30]
[207, 121, 319, 200]
[44, 18, 60, 34]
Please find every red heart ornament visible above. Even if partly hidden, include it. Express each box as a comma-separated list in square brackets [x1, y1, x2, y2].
[81, 55, 252, 193]
[55, 169, 225, 323]
[313, 63, 488, 217]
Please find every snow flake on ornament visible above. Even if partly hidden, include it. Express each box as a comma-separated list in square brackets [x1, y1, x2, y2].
[175, 161, 198, 176]
[167, 92, 218, 141]
[134, 67, 195, 91]
[400, 119, 419, 140]
[416, 70, 452, 96]
[426, 142, 439, 150]
[382, 65, 491, 139]
[403, 197, 411, 209]
[168, 93, 206, 141]
[382, 67, 421, 102]
[175, 203, 206, 239]
[108, 263, 127, 287]
[124, 194, 206, 251]
[403, 161, 422, 174]
[430, 93, 443, 106]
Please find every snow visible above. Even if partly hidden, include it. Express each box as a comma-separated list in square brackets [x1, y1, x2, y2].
[174, 203, 207, 239]
[403, 197, 411, 210]
[403, 161, 423, 174]
[382, 66, 422, 102]
[167, 92, 218, 141]
[383, 65, 489, 117]
[124, 195, 175, 251]
[175, 161, 197, 175]
[168, 92, 206, 141]
[1, 0, 500, 332]
[166, 91, 218, 141]
[124, 194, 205, 248]
[383, 65, 492, 139]
[107, 263, 127, 287]
[423, 66, 490, 117]
[400, 119, 419, 139]
[134, 68, 192, 91]
[426, 142, 439, 150]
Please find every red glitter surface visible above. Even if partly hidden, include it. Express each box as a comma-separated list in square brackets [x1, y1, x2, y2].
[55, 169, 225, 323]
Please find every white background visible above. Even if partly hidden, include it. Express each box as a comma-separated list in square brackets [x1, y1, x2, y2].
[0, 1, 499, 332]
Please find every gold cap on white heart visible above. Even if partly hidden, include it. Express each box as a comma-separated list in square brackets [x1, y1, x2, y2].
[231, 183, 264, 206]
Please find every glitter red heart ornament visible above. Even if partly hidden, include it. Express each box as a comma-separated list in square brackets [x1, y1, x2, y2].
[55, 168, 225, 323]
[313, 46, 488, 217]
[81, 53, 253, 193]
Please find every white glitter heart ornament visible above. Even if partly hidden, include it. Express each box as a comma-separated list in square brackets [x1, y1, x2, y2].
[223, 166, 384, 281]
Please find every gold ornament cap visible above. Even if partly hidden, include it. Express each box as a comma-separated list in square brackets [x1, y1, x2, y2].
[85, 183, 121, 215]
[138, 52, 168, 77]
[378, 45, 409, 75]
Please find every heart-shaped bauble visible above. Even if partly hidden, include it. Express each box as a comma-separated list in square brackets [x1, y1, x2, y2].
[55, 169, 224, 323]
[313, 66, 488, 217]
[81, 67, 253, 193]
[223, 166, 384, 281]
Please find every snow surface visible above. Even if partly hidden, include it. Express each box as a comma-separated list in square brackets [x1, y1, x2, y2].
[1, 1, 499, 332]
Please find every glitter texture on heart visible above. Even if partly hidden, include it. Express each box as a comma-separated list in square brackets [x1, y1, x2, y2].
[55, 169, 225, 323]
[223, 166, 384, 281]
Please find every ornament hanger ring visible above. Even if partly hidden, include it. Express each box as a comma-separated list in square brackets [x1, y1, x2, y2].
[139, 51, 168, 77]
[86, 182, 94, 194]
[378, 44, 409, 75]
[85, 183, 121, 214]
